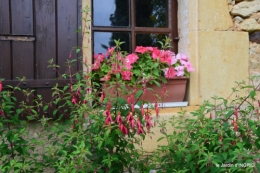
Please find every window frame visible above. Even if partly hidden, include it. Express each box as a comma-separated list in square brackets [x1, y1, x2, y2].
[91, 0, 178, 56]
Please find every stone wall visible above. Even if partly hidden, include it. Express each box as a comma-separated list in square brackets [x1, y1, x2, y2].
[228, 0, 260, 76]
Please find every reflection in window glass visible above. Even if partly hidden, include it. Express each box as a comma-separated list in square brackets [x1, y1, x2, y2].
[136, 0, 168, 27]
[93, 0, 129, 27]
[136, 34, 168, 47]
[94, 32, 130, 54]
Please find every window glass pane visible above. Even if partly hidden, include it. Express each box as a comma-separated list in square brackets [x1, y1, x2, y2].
[136, 0, 168, 27]
[93, 0, 129, 27]
[94, 32, 130, 54]
[136, 34, 168, 47]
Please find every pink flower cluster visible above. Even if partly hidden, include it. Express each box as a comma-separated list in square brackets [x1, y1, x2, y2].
[92, 45, 194, 81]
[134, 46, 194, 78]
[103, 93, 158, 135]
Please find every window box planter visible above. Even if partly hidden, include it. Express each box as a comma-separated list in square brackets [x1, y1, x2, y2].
[102, 77, 188, 103]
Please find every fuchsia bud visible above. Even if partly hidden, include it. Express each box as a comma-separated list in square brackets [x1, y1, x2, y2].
[70, 84, 73, 91]
[127, 96, 131, 105]
[143, 87, 147, 95]
[104, 111, 113, 125]
[161, 85, 166, 96]
[126, 112, 135, 130]
[234, 107, 238, 120]
[106, 101, 111, 111]
[0, 81, 2, 92]
[69, 52, 72, 59]
[131, 104, 135, 113]
[116, 112, 123, 123]
[258, 100, 260, 107]
[72, 96, 77, 104]
[210, 113, 212, 119]
[100, 91, 105, 103]
[119, 123, 128, 135]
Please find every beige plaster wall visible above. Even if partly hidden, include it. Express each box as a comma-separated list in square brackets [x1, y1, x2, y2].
[178, 0, 250, 105]
[82, 0, 92, 70]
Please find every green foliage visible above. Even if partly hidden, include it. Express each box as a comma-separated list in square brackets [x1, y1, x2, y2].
[149, 77, 260, 173]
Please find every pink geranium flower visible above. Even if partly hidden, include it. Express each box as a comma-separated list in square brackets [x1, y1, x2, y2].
[159, 50, 172, 65]
[126, 53, 139, 64]
[152, 48, 161, 59]
[176, 53, 189, 65]
[135, 46, 153, 54]
[94, 53, 105, 62]
[92, 61, 101, 70]
[106, 47, 115, 56]
[164, 67, 176, 78]
[121, 70, 132, 80]
[175, 66, 185, 76]
[185, 62, 195, 72]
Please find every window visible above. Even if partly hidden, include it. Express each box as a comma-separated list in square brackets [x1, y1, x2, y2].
[92, 0, 178, 55]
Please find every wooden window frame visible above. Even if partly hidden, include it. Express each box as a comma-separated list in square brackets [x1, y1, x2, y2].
[91, 0, 178, 57]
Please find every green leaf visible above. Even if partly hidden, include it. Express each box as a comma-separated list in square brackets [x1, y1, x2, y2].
[157, 137, 165, 142]
[256, 127, 260, 138]
[76, 73, 81, 80]
[225, 110, 234, 119]
[135, 90, 143, 99]
[43, 105, 48, 112]
[76, 48, 81, 54]
[53, 110, 58, 116]
[116, 73, 120, 79]
[250, 90, 256, 99]
[255, 138, 260, 149]
[256, 163, 260, 173]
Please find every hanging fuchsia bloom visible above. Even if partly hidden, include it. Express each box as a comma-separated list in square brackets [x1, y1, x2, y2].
[210, 113, 212, 119]
[105, 111, 113, 125]
[72, 96, 77, 104]
[234, 108, 238, 120]
[234, 122, 238, 132]
[0, 81, 2, 92]
[100, 91, 105, 103]
[131, 104, 135, 113]
[69, 52, 72, 59]
[119, 123, 128, 135]
[155, 102, 159, 117]
[106, 101, 111, 111]
[126, 112, 135, 130]
[143, 87, 147, 95]
[116, 112, 123, 123]
[145, 113, 153, 132]
[136, 118, 144, 134]
[127, 96, 131, 105]
[161, 84, 167, 97]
